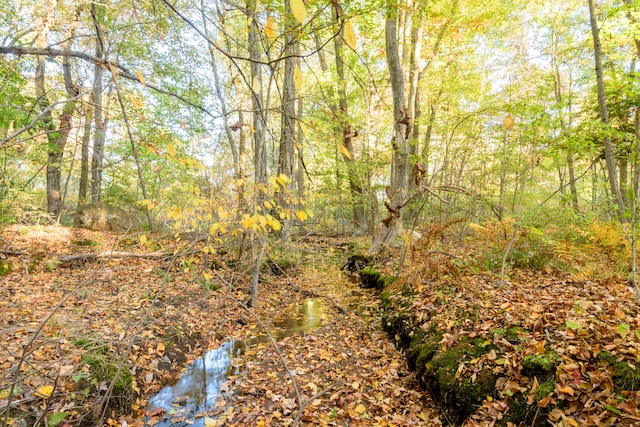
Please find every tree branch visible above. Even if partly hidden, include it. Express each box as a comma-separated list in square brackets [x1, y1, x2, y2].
[0, 46, 221, 120]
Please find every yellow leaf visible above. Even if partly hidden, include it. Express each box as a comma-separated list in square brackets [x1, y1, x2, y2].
[204, 417, 217, 426]
[344, 21, 357, 50]
[140, 234, 147, 245]
[131, 97, 144, 108]
[299, 122, 309, 135]
[252, 76, 261, 94]
[293, 65, 303, 92]
[503, 114, 514, 130]
[136, 69, 146, 86]
[295, 210, 308, 221]
[35, 385, 54, 398]
[354, 403, 366, 414]
[167, 142, 177, 157]
[266, 214, 282, 231]
[246, 123, 256, 133]
[277, 173, 291, 185]
[264, 200, 273, 209]
[265, 16, 277, 43]
[338, 143, 351, 159]
[290, 0, 307, 23]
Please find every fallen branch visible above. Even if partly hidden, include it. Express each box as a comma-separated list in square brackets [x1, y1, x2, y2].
[59, 250, 167, 263]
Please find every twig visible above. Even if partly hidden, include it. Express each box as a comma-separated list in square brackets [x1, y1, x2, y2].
[292, 386, 333, 427]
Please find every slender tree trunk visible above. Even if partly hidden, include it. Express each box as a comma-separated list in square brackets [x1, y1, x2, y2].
[201, 0, 238, 170]
[588, 0, 625, 218]
[247, 0, 267, 309]
[551, 26, 579, 213]
[91, 3, 106, 203]
[295, 53, 305, 217]
[278, 1, 296, 241]
[35, 1, 80, 218]
[77, 98, 92, 208]
[332, 1, 365, 232]
[370, 6, 409, 252]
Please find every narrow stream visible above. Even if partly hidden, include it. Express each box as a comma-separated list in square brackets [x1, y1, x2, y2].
[145, 299, 325, 426]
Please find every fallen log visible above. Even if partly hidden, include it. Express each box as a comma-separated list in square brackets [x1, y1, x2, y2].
[59, 250, 167, 263]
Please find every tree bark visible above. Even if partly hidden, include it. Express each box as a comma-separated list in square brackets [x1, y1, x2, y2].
[277, 1, 297, 241]
[332, 1, 365, 232]
[35, 1, 80, 218]
[551, 25, 579, 213]
[91, 2, 106, 203]
[247, 0, 267, 309]
[77, 98, 92, 208]
[588, 0, 625, 218]
[370, 6, 410, 252]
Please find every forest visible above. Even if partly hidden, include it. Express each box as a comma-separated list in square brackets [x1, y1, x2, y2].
[1, 0, 640, 426]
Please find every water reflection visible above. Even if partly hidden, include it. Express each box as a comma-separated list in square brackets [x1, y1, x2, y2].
[145, 299, 324, 426]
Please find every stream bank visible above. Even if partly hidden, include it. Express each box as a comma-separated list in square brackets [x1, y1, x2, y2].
[146, 241, 442, 426]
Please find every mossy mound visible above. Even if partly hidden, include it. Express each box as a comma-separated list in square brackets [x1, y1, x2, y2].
[379, 281, 556, 426]
[598, 351, 640, 391]
[359, 266, 395, 290]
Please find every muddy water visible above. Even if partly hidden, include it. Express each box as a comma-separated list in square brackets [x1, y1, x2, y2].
[145, 299, 325, 426]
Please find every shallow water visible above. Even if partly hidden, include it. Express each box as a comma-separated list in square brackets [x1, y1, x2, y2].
[145, 299, 325, 426]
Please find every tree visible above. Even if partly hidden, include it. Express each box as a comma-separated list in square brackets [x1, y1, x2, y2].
[332, 1, 366, 232]
[588, 0, 625, 218]
[34, 2, 80, 218]
[370, 2, 410, 252]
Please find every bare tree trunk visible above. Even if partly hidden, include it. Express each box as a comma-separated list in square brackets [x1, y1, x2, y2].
[370, 7, 409, 252]
[91, 2, 106, 203]
[201, 0, 238, 170]
[278, 2, 296, 241]
[588, 0, 624, 218]
[247, 0, 267, 309]
[551, 26, 579, 214]
[332, 1, 365, 232]
[77, 98, 92, 208]
[35, 1, 80, 218]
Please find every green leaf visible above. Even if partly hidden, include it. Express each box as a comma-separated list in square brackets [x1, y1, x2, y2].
[47, 412, 69, 426]
[565, 320, 583, 329]
[605, 405, 622, 415]
[617, 323, 630, 338]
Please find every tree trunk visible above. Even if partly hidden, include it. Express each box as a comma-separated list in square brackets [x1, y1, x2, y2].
[277, 1, 296, 241]
[551, 26, 579, 214]
[370, 7, 409, 252]
[35, 1, 79, 218]
[91, 2, 106, 203]
[588, 0, 625, 218]
[247, 0, 267, 309]
[332, 1, 365, 232]
[77, 98, 92, 208]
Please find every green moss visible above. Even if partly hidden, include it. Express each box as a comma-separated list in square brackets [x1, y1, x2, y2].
[500, 396, 547, 427]
[82, 354, 133, 396]
[359, 267, 394, 290]
[598, 352, 640, 391]
[421, 340, 497, 423]
[0, 261, 12, 277]
[522, 351, 560, 375]
[489, 326, 529, 344]
[534, 377, 555, 402]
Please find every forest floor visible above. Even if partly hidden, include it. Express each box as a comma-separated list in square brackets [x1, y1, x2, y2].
[2, 223, 640, 427]
[0, 225, 440, 427]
